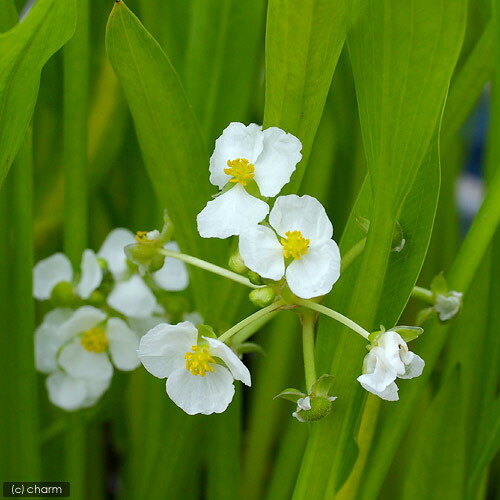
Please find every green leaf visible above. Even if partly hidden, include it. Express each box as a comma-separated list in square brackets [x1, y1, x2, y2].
[264, 0, 352, 190]
[105, 0, 227, 316]
[348, 0, 467, 210]
[0, 0, 76, 186]
[401, 366, 465, 500]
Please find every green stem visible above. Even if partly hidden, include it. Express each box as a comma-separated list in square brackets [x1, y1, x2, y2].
[231, 310, 280, 345]
[300, 312, 317, 391]
[340, 237, 366, 273]
[160, 248, 260, 288]
[297, 299, 370, 340]
[411, 286, 434, 304]
[63, 0, 89, 497]
[63, 0, 89, 266]
[217, 300, 286, 343]
[11, 130, 40, 478]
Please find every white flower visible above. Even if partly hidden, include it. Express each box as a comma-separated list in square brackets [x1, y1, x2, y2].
[35, 306, 140, 410]
[33, 250, 102, 300]
[197, 122, 302, 239]
[239, 195, 341, 299]
[357, 330, 425, 401]
[435, 291, 463, 321]
[98, 229, 189, 318]
[138, 321, 251, 415]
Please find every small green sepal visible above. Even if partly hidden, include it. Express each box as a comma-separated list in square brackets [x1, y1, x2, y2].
[430, 272, 448, 297]
[197, 324, 217, 341]
[391, 325, 424, 343]
[234, 342, 265, 356]
[310, 374, 335, 397]
[275, 388, 306, 403]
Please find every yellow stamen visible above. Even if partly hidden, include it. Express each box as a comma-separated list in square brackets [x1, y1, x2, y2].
[280, 230, 310, 260]
[135, 231, 149, 242]
[184, 345, 216, 377]
[81, 327, 108, 353]
[224, 158, 255, 186]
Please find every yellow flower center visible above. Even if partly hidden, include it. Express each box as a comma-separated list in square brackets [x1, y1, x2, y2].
[80, 327, 108, 353]
[224, 158, 255, 186]
[185, 345, 216, 377]
[135, 231, 149, 242]
[281, 230, 310, 260]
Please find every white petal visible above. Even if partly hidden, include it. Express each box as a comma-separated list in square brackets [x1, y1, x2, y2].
[98, 228, 135, 279]
[107, 275, 157, 318]
[106, 318, 140, 371]
[138, 322, 197, 379]
[254, 127, 302, 197]
[33, 253, 73, 300]
[297, 396, 311, 411]
[77, 249, 103, 299]
[209, 122, 264, 189]
[81, 376, 111, 408]
[197, 184, 269, 239]
[166, 365, 235, 415]
[153, 241, 189, 291]
[357, 348, 397, 394]
[58, 306, 107, 342]
[204, 337, 251, 386]
[399, 353, 425, 380]
[269, 195, 333, 242]
[435, 291, 462, 321]
[239, 225, 284, 280]
[377, 331, 407, 376]
[35, 309, 74, 373]
[285, 240, 341, 299]
[46, 371, 88, 411]
[59, 341, 113, 380]
[358, 378, 400, 401]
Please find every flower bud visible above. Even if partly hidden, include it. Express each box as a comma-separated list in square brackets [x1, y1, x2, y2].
[292, 396, 336, 422]
[249, 287, 275, 308]
[125, 243, 165, 273]
[247, 271, 263, 285]
[50, 281, 75, 307]
[228, 250, 248, 275]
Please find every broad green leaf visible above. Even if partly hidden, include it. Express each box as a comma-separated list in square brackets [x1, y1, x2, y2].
[401, 367, 465, 500]
[0, 0, 17, 31]
[348, 0, 466, 211]
[0, 0, 76, 186]
[264, 0, 352, 191]
[184, 0, 266, 143]
[106, 0, 228, 316]
[358, 160, 500, 500]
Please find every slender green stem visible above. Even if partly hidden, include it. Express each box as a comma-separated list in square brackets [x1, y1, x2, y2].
[411, 286, 434, 303]
[297, 299, 370, 340]
[63, 1, 89, 497]
[218, 300, 286, 343]
[160, 248, 260, 288]
[231, 310, 280, 345]
[11, 130, 40, 478]
[64, 0, 89, 266]
[300, 312, 317, 391]
[340, 237, 366, 273]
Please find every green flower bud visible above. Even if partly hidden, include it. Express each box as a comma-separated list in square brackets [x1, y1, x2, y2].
[228, 250, 248, 275]
[50, 281, 76, 307]
[247, 271, 263, 285]
[249, 287, 275, 308]
[125, 243, 165, 273]
[292, 395, 337, 423]
[87, 290, 105, 307]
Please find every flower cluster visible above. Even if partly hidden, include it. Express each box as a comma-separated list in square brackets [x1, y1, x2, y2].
[33, 226, 191, 411]
[33, 121, 431, 418]
[197, 122, 341, 300]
